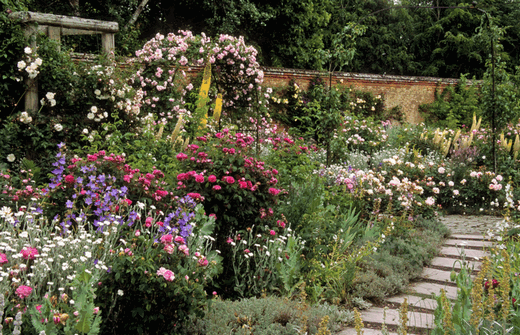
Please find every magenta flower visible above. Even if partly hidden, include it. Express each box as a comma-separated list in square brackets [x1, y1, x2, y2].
[213, 185, 222, 191]
[198, 257, 208, 267]
[187, 192, 203, 200]
[269, 230, 276, 236]
[208, 175, 217, 183]
[0, 253, 8, 265]
[175, 236, 185, 244]
[176, 153, 188, 161]
[268, 188, 281, 196]
[161, 234, 173, 244]
[15, 285, 33, 299]
[224, 176, 235, 184]
[195, 175, 205, 183]
[20, 247, 38, 260]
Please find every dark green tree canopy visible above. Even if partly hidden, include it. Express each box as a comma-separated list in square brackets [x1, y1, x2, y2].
[4, 0, 520, 79]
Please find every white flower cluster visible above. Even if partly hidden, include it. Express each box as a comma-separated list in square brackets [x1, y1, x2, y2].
[87, 106, 108, 122]
[17, 47, 42, 79]
[19, 111, 32, 124]
[40, 92, 57, 107]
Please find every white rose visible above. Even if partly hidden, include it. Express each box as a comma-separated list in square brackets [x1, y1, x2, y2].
[17, 61, 26, 70]
[24, 47, 32, 54]
[91, 106, 98, 113]
[83, 129, 89, 134]
[46, 92, 55, 100]
[94, 89, 101, 96]
[34, 58, 42, 66]
[7, 154, 15, 162]
[87, 113, 95, 120]
[54, 124, 63, 132]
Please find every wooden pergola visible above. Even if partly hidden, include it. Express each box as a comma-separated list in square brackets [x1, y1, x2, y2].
[9, 11, 119, 112]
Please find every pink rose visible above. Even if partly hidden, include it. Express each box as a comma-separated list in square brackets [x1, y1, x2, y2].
[213, 185, 221, 191]
[178, 245, 189, 256]
[176, 153, 188, 161]
[268, 188, 280, 196]
[163, 270, 175, 281]
[195, 175, 205, 183]
[224, 176, 235, 184]
[161, 234, 173, 244]
[269, 230, 276, 236]
[64, 174, 75, 184]
[208, 175, 217, 183]
[164, 244, 175, 254]
[198, 257, 209, 267]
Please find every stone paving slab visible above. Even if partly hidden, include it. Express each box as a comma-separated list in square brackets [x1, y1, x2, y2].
[444, 239, 494, 248]
[440, 246, 489, 259]
[409, 282, 458, 300]
[439, 215, 502, 235]
[420, 267, 457, 284]
[386, 294, 440, 311]
[360, 307, 434, 330]
[430, 257, 481, 271]
[337, 328, 417, 335]
[449, 234, 491, 241]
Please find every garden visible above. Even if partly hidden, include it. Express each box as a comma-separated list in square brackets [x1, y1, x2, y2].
[3, 9, 520, 335]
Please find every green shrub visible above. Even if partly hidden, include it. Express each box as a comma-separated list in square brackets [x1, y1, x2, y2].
[186, 296, 354, 335]
[95, 202, 220, 335]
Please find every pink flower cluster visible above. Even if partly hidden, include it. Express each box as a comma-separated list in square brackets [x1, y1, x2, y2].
[15, 285, 33, 299]
[0, 253, 8, 265]
[160, 234, 189, 256]
[157, 267, 175, 281]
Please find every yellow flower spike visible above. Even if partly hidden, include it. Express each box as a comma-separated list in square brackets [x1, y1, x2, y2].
[353, 308, 364, 335]
[500, 250, 511, 322]
[170, 115, 183, 143]
[513, 134, 520, 159]
[213, 94, 223, 123]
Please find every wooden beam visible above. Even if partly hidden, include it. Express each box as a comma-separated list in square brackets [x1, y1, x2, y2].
[61, 27, 103, 36]
[9, 11, 118, 33]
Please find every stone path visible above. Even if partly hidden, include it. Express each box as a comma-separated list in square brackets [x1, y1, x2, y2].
[335, 215, 502, 335]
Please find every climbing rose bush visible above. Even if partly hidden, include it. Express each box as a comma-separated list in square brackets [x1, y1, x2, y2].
[132, 30, 265, 128]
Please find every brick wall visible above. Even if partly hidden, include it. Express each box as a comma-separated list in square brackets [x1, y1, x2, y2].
[261, 67, 459, 124]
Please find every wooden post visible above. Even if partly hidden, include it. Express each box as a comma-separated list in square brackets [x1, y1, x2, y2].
[24, 25, 39, 112]
[48, 26, 61, 51]
[101, 33, 115, 56]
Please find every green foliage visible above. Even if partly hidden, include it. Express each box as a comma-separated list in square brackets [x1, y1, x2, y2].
[353, 219, 447, 301]
[420, 75, 481, 129]
[186, 296, 354, 335]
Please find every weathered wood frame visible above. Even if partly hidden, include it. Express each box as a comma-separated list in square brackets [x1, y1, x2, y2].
[9, 11, 119, 112]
